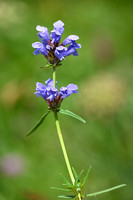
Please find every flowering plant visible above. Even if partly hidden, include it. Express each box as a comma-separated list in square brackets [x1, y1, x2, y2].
[28, 20, 126, 199]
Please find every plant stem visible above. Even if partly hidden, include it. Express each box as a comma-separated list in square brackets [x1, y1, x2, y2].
[53, 67, 56, 88]
[52, 66, 75, 185]
[54, 111, 75, 185]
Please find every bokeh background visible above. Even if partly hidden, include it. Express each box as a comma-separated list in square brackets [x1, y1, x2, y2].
[0, 0, 133, 199]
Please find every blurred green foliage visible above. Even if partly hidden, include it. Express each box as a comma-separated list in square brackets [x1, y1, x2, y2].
[0, 0, 133, 199]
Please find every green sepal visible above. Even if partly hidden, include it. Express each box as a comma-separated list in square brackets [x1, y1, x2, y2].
[81, 166, 91, 186]
[51, 187, 72, 192]
[27, 111, 50, 136]
[84, 184, 126, 197]
[58, 195, 76, 199]
[59, 109, 86, 123]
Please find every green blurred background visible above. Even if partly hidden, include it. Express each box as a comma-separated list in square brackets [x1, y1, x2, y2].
[0, 0, 133, 199]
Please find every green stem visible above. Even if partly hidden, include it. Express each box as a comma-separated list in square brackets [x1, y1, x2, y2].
[53, 67, 56, 88]
[52, 66, 75, 185]
[54, 111, 75, 185]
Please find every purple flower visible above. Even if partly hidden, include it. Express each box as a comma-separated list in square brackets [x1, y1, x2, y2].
[36, 25, 50, 45]
[55, 46, 67, 61]
[32, 20, 81, 66]
[51, 20, 64, 44]
[59, 84, 78, 98]
[35, 79, 58, 101]
[62, 35, 79, 45]
[35, 79, 78, 110]
[32, 42, 48, 56]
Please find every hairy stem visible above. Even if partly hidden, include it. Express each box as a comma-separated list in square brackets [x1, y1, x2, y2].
[54, 111, 75, 185]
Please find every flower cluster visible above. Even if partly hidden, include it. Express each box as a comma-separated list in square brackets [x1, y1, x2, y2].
[32, 20, 81, 66]
[35, 79, 78, 110]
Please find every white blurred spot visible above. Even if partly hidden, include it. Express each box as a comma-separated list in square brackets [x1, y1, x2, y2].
[0, 153, 26, 177]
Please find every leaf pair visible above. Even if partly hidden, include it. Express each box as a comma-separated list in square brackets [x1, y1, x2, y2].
[27, 109, 86, 136]
[52, 168, 126, 199]
[52, 167, 91, 199]
[56, 184, 126, 199]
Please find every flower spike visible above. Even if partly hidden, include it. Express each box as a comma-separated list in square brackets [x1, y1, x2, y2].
[35, 79, 78, 110]
[32, 20, 81, 66]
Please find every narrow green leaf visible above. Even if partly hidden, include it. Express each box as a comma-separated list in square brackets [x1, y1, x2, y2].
[72, 167, 78, 180]
[51, 187, 72, 192]
[82, 166, 91, 186]
[62, 183, 73, 188]
[27, 111, 50, 136]
[59, 109, 86, 123]
[58, 195, 76, 199]
[85, 184, 126, 197]
[40, 63, 62, 68]
[60, 173, 71, 186]
[76, 169, 84, 182]
[40, 64, 53, 68]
